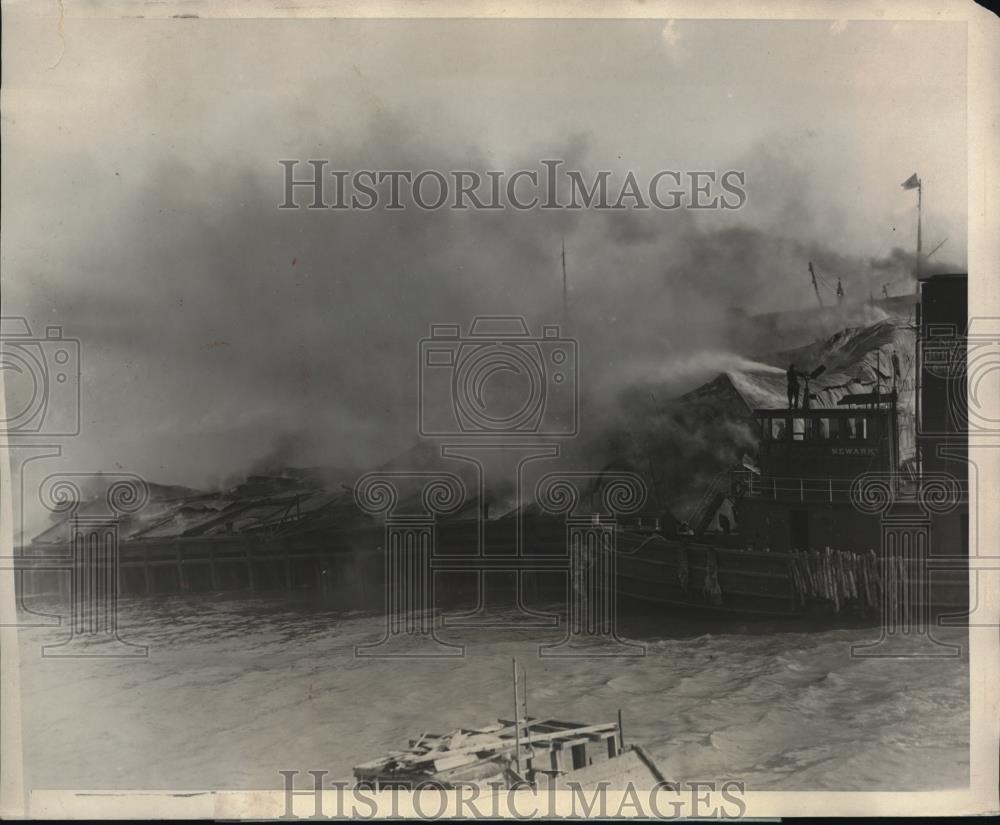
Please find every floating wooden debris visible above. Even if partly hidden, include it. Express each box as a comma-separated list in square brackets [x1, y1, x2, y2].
[353, 660, 665, 790]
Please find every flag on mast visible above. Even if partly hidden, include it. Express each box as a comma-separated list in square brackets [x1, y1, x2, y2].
[901, 173, 920, 190]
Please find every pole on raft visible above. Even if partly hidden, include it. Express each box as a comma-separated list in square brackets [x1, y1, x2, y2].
[513, 658, 521, 776]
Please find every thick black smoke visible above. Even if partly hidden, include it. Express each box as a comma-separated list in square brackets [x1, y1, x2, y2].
[8, 117, 962, 492]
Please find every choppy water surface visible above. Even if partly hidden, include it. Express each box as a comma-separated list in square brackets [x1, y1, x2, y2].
[16, 595, 968, 791]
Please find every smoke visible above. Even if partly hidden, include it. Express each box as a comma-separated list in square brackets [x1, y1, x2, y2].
[6, 115, 964, 492]
[871, 246, 919, 276]
[246, 432, 312, 477]
[577, 379, 760, 520]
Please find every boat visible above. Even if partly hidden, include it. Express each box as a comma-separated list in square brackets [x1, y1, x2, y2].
[353, 660, 665, 790]
[610, 272, 970, 621]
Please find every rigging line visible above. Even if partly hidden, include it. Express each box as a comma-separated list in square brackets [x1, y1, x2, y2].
[809, 262, 827, 288]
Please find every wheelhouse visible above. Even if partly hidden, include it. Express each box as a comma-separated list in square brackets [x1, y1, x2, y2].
[754, 405, 898, 480]
[739, 388, 908, 510]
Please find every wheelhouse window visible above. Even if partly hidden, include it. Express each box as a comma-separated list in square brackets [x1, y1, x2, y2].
[845, 417, 868, 440]
[817, 418, 841, 440]
[770, 417, 787, 440]
[792, 417, 806, 441]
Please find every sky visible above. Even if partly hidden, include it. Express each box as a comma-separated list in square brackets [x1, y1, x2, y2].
[1, 13, 968, 490]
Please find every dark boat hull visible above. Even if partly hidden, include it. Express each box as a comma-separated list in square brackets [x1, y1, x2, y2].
[612, 529, 968, 621]
[615, 533, 805, 617]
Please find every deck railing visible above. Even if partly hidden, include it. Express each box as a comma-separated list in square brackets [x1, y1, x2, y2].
[745, 473, 969, 504]
[747, 474, 861, 503]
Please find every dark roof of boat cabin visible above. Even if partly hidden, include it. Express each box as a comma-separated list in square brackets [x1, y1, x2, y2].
[917, 271, 967, 281]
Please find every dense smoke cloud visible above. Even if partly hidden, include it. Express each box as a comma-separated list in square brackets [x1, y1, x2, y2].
[7, 115, 962, 492]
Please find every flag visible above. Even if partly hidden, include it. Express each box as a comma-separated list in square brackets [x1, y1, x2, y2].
[901, 173, 920, 190]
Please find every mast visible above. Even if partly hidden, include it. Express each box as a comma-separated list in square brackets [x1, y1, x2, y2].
[916, 179, 923, 282]
[521, 665, 529, 731]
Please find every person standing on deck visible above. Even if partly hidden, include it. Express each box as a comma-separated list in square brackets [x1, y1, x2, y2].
[787, 363, 802, 409]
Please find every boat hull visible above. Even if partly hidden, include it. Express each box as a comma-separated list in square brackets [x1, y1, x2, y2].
[612, 529, 969, 621]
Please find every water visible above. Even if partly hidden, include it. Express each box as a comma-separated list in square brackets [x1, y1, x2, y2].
[15, 595, 969, 792]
